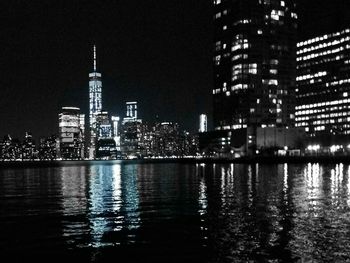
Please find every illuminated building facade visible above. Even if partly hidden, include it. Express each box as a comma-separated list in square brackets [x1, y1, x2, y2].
[89, 45, 103, 159]
[120, 119, 143, 157]
[59, 107, 84, 159]
[95, 111, 117, 159]
[152, 122, 181, 156]
[96, 111, 112, 139]
[199, 114, 208, 133]
[111, 116, 121, 150]
[38, 135, 59, 160]
[213, 0, 297, 130]
[296, 28, 350, 137]
[120, 101, 144, 157]
[126, 101, 137, 120]
[22, 132, 36, 160]
[79, 114, 85, 158]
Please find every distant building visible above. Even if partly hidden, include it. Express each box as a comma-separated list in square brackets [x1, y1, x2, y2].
[152, 122, 181, 157]
[89, 45, 103, 159]
[199, 114, 208, 133]
[120, 119, 143, 158]
[21, 132, 36, 160]
[111, 116, 121, 150]
[0, 135, 21, 160]
[79, 114, 85, 158]
[95, 111, 117, 159]
[212, 0, 297, 130]
[296, 28, 350, 142]
[120, 102, 143, 157]
[39, 135, 58, 160]
[59, 107, 84, 160]
[97, 111, 112, 138]
[126, 101, 138, 119]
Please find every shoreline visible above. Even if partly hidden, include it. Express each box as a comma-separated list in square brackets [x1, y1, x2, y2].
[0, 155, 350, 168]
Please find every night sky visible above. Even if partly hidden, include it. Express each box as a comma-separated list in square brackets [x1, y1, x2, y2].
[1, 0, 350, 140]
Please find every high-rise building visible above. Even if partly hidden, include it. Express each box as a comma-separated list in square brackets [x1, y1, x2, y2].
[199, 114, 208, 133]
[295, 28, 350, 138]
[95, 111, 117, 159]
[111, 116, 121, 150]
[212, 0, 298, 131]
[79, 114, 85, 158]
[126, 101, 137, 119]
[59, 107, 84, 159]
[89, 45, 102, 159]
[96, 111, 112, 138]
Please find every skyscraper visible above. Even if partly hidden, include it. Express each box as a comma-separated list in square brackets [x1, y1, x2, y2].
[126, 101, 138, 119]
[199, 114, 208, 133]
[212, 0, 297, 131]
[89, 45, 102, 159]
[296, 28, 350, 138]
[59, 107, 84, 160]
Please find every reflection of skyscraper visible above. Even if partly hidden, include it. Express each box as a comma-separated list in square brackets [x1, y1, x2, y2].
[89, 45, 102, 159]
[87, 164, 140, 247]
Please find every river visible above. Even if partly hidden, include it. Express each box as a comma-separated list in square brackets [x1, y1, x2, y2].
[1, 162, 350, 262]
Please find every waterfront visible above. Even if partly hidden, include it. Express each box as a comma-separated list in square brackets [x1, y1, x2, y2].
[1, 162, 350, 262]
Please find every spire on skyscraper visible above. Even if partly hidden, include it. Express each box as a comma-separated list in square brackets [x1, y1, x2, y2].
[93, 45, 97, 72]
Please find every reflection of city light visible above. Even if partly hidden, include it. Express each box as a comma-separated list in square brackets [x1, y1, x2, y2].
[112, 165, 122, 231]
[221, 167, 226, 201]
[305, 163, 320, 188]
[283, 163, 288, 192]
[61, 166, 88, 245]
[123, 165, 141, 231]
[248, 165, 253, 205]
[198, 177, 207, 216]
[304, 163, 322, 217]
[89, 166, 110, 247]
[198, 175, 208, 244]
[331, 164, 344, 202]
[348, 166, 350, 206]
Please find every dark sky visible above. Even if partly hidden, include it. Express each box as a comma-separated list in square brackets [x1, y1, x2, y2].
[1, 0, 349, 140]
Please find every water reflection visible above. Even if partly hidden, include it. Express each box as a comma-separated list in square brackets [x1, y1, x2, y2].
[348, 166, 350, 206]
[60, 164, 141, 248]
[197, 163, 350, 262]
[1, 162, 350, 262]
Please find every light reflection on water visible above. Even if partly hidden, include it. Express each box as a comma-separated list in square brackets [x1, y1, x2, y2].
[0, 162, 350, 262]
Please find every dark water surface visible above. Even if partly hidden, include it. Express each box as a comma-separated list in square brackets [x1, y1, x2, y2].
[1, 162, 350, 262]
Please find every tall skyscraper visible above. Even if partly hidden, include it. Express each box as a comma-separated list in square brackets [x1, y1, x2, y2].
[296, 28, 350, 137]
[89, 45, 102, 159]
[212, 0, 297, 131]
[199, 114, 208, 133]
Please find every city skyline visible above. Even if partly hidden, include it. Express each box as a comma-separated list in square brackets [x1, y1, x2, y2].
[1, 0, 350, 140]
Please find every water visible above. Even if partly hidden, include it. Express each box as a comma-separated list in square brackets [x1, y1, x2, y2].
[1, 162, 350, 262]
